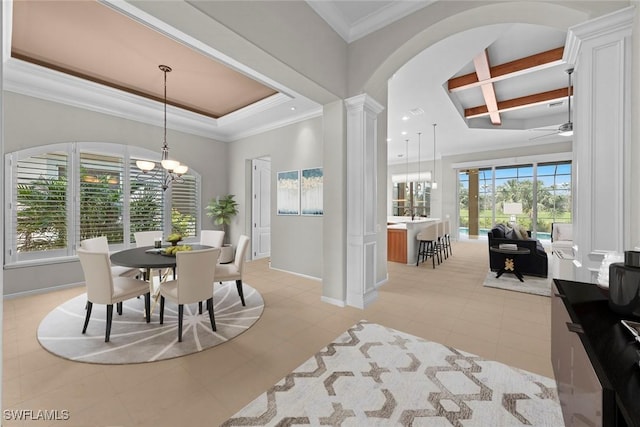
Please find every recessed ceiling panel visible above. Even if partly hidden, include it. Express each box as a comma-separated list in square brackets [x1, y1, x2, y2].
[11, 0, 278, 119]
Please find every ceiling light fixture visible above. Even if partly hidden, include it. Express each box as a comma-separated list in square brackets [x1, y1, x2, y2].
[431, 123, 438, 190]
[136, 64, 188, 190]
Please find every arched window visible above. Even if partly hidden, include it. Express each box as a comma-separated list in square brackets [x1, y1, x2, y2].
[5, 142, 201, 265]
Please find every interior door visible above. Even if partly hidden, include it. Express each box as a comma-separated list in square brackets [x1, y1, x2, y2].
[252, 158, 271, 259]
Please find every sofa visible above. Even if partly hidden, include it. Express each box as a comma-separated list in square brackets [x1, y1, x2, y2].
[488, 223, 548, 278]
[551, 222, 573, 256]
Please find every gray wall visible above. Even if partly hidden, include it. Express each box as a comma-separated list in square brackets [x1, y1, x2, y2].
[3, 92, 227, 296]
[228, 115, 324, 279]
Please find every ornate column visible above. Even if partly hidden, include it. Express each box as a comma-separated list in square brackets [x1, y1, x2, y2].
[345, 94, 384, 308]
[564, 7, 635, 282]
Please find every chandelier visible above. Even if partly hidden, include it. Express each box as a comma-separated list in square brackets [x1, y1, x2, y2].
[136, 65, 188, 190]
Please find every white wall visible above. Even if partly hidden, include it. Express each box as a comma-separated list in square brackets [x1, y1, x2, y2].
[187, 1, 348, 100]
[3, 92, 227, 295]
[228, 115, 324, 279]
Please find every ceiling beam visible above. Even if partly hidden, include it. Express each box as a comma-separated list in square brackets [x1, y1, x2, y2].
[465, 87, 571, 118]
[448, 47, 565, 92]
[473, 49, 501, 125]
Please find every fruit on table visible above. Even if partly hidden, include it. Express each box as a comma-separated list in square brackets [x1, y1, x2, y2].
[164, 245, 192, 255]
[167, 233, 182, 242]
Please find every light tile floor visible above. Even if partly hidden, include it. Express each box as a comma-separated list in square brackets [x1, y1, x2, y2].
[2, 240, 553, 426]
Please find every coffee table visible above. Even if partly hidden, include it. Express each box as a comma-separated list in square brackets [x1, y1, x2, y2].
[489, 246, 531, 282]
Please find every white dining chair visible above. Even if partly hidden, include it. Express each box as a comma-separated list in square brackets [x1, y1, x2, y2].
[215, 234, 250, 306]
[159, 248, 221, 342]
[134, 230, 171, 281]
[80, 236, 139, 278]
[200, 230, 225, 248]
[77, 248, 151, 342]
[134, 230, 163, 247]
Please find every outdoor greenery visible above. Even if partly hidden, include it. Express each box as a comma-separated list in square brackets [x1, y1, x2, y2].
[17, 176, 67, 251]
[16, 170, 196, 252]
[459, 176, 571, 234]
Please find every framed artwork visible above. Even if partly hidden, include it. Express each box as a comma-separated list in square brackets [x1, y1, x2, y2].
[301, 167, 323, 216]
[277, 170, 300, 215]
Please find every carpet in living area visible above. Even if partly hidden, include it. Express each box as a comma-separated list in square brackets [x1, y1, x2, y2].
[482, 270, 552, 297]
[222, 321, 563, 426]
[37, 281, 264, 364]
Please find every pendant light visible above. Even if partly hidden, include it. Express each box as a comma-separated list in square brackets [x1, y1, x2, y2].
[405, 138, 410, 211]
[431, 123, 438, 190]
[136, 64, 189, 190]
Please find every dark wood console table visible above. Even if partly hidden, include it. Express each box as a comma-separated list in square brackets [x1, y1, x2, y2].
[552, 279, 640, 427]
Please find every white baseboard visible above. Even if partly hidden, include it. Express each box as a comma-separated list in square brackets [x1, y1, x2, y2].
[4, 282, 84, 299]
[321, 296, 346, 307]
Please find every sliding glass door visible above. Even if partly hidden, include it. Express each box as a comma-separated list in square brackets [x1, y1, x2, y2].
[458, 161, 571, 240]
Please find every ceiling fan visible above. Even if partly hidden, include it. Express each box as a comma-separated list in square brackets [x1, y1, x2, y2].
[529, 68, 574, 140]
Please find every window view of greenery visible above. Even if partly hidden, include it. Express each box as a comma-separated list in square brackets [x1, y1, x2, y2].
[392, 181, 431, 217]
[10, 144, 200, 262]
[495, 165, 534, 231]
[129, 159, 164, 243]
[16, 152, 68, 252]
[458, 161, 572, 239]
[80, 153, 125, 244]
[536, 161, 572, 233]
[171, 174, 198, 238]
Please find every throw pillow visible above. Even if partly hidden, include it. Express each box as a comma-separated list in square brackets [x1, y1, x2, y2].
[513, 224, 529, 240]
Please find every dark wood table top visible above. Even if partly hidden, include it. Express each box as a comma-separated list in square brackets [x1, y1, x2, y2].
[489, 245, 531, 255]
[110, 244, 211, 269]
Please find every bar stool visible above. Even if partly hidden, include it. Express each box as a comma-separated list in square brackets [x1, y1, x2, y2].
[443, 219, 452, 257]
[416, 223, 439, 268]
[435, 220, 447, 261]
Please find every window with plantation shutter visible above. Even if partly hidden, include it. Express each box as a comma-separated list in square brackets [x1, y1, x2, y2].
[12, 150, 69, 260]
[79, 152, 125, 244]
[6, 142, 201, 267]
[170, 173, 199, 238]
[129, 159, 164, 243]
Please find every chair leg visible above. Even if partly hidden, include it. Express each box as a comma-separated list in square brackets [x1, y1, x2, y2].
[159, 296, 165, 324]
[117, 301, 123, 315]
[82, 301, 93, 334]
[416, 241, 422, 266]
[236, 280, 246, 306]
[178, 304, 184, 342]
[207, 298, 217, 331]
[198, 301, 203, 315]
[105, 304, 113, 342]
[144, 292, 151, 323]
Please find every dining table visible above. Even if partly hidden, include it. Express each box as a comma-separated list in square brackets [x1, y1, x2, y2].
[110, 244, 212, 313]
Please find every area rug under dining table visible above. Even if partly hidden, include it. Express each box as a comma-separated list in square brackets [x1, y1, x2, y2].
[223, 321, 563, 426]
[37, 281, 264, 364]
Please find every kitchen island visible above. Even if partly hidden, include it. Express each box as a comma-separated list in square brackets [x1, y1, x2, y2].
[387, 217, 440, 264]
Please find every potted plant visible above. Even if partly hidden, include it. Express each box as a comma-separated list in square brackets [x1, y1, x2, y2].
[206, 194, 239, 263]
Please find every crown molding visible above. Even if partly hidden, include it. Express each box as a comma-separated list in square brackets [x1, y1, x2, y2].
[4, 58, 323, 143]
[307, 0, 433, 43]
[564, 5, 635, 66]
[4, 58, 227, 140]
[349, 1, 434, 43]
[229, 107, 323, 141]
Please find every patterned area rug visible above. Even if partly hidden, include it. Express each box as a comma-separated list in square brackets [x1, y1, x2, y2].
[223, 321, 563, 426]
[37, 282, 263, 364]
[483, 270, 552, 297]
